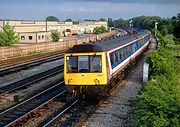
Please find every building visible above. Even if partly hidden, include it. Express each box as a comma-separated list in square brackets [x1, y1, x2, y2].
[0, 20, 108, 43]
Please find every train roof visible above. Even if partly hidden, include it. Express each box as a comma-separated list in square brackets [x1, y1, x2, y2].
[67, 29, 150, 53]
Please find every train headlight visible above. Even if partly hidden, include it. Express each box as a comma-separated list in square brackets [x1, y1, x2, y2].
[68, 78, 73, 84]
[94, 79, 100, 85]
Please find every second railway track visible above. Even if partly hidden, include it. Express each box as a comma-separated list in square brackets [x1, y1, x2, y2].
[0, 65, 64, 94]
[0, 53, 64, 76]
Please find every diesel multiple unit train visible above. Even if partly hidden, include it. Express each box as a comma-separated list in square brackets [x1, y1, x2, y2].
[64, 29, 151, 97]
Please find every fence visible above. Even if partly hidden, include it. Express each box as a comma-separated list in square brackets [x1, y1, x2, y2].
[0, 31, 116, 60]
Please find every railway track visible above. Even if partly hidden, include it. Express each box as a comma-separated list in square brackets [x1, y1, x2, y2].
[0, 81, 65, 127]
[0, 53, 64, 76]
[39, 99, 80, 127]
[0, 65, 64, 94]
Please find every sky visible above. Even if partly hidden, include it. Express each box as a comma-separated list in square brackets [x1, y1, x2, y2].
[0, 0, 180, 21]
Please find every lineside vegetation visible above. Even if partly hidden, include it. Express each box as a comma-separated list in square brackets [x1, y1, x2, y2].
[93, 26, 109, 34]
[0, 22, 19, 46]
[51, 30, 60, 42]
[133, 38, 180, 127]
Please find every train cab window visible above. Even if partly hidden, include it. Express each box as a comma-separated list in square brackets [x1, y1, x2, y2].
[78, 56, 90, 72]
[90, 55, 102, 72]
[67, 56, 78, 73]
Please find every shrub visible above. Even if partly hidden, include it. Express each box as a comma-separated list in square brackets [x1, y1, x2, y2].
[93, 26, 108, 34]
[133, 47, 180, 127]
[51, 30, 60, 42]
[133, 76, 180, 127]
[146, 48, 176, 78]
[0, 22, 19, 46]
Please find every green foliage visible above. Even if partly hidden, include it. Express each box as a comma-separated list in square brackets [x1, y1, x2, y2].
[84, 19, 97, 22]
[133, 77, 180, 127]
[46, 16, 59, 21]
[132, 16, 162, 30]
[51, 30, 60, 42]
[0, 22, 19, 46]
[99, 18, 107, 21]
[114, 18, 128, 27]
[133, 47, 180, 127]
[93, 26, 108, 34]
[132, 16, 173, 36]
[163, 34, 174, 44]
[146, 48, 176, 78]
[172, 18, 180, 39]
[156, 31, 175, 47]
[65, 18, 72, 22]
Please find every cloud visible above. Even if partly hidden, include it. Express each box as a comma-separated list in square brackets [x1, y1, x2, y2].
[1, 0, 180, 4]
[0, 1, 179, 20]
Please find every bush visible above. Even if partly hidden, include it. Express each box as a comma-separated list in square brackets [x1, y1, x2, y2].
[133, 48, 180, 127]
[51, 30, 60, 42]
[0, 22, 19, 46]
[93, 26, 108, 34]
[146, 48, 176, 78]
[133, 76, 180, 127]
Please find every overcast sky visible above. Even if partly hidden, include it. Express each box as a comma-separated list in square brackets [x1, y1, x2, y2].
[0, 0, 179, 20]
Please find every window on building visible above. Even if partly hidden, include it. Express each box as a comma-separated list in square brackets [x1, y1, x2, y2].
[29, 36, 32, 40]
[21, 36, 25, 40]
[38, 36, 41, 40]
[42, 35, 44, 39]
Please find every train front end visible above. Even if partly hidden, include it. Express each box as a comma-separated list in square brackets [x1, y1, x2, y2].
[64, 51, 108, 96]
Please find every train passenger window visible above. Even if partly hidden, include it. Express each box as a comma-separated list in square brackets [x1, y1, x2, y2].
[125, 48, 128, 57]
[119, 50, 122, 60]
[110, 53, 115, 65]
[67, 56, 78, 73]
[115, 52, 119, 62]
[130, 45, 133, 54]
[132, 43, 136, 53]
[90, 56, 102, 72]
[127, 46, 130, 55]
[78, 56, 90, 72]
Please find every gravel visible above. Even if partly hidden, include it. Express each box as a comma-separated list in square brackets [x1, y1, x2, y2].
[83, 56, 146, 127]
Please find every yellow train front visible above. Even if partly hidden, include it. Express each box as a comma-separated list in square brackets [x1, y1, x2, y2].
[64, 44, 108, 96]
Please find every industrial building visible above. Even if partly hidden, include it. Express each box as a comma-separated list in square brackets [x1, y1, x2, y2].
[0, 20, 107, 43]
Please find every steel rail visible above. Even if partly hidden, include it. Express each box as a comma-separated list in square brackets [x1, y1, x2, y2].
[43, 99, 79, 127]
[0, 65, 63, 93]
[0, 81, 65, 127]
[0, 53, 64, 76]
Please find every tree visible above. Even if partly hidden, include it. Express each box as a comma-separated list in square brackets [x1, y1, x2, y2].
[65, 18, 72, 22]
[0, 22, 19, 46]
[51, 30, 60, 42]
[46, 16, 59, 21]
[93, 26, 108, 34]
[99, 18, 107, 21]
[114, 18, 128, 27]
[108, 18, 113, 27]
